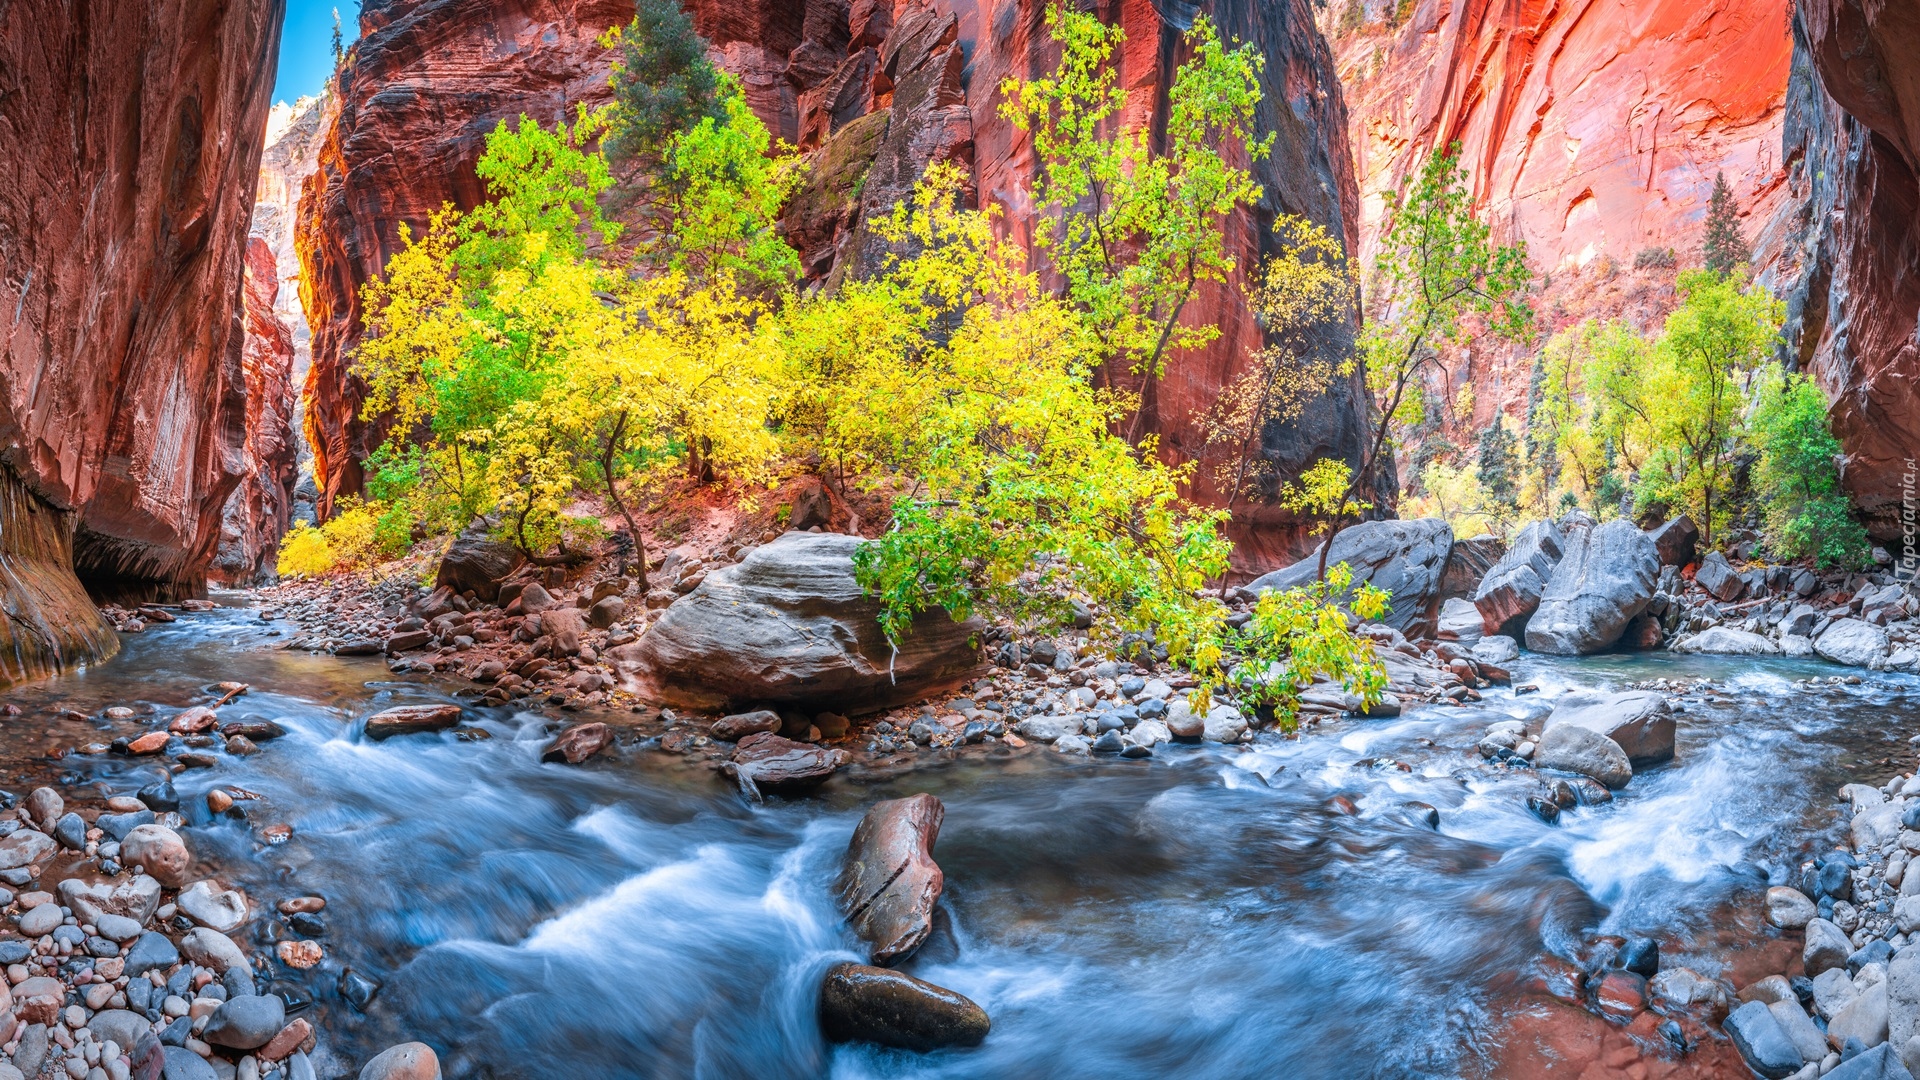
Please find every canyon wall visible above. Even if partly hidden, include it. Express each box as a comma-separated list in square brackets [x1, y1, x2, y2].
[297, 0, 1378, 573]
[1327, 0, 1796, 441]
[1771, 0, 1920, 542]
[0, 0, 283, 674]
[210, 238, 300, 585]
[297, 0, 630, 520]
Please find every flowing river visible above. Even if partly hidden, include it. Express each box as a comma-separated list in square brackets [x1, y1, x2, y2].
[8, 601, 1918, 1078]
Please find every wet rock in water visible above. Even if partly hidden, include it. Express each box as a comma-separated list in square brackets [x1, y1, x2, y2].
[1648, 514, 1699, 567]
[711, 710, 781, 741]
[1403, 802, 1440, 828]
[1649, 967, 1732, 1022]
[836, 794, 944, 966]
[1805, 917, 1853, 977]
[1724, 999, 1806, 1079]
[203, 993, 285, 1049]
[1819, 619, 1892, 669]
[723, 732, 847, 800]
[818, 962, 990, 1052]
[1673, 625, 1782, 656]
[1525, 520, 1659, 655]
[1620, 936, 1660, 977]
[1543, 691, 1674, 769]
[1248, 518, 1453, 638]
[168, 706, 218, 734]
[139, 780, 180, 812]
[364, 704, 463, 740]
[1473, 521, 1564, 637]
[122, 823, 191, 887]
[358, 1041, 442, 1080]
[1533, 723, 1632, 789]
[614, 533, 986, 714]
[1594, 969, 1647, 1018]
[1091, 729, 1125, 753]
[1012, 715, 1082, 743]
[221, 719, 287, 741]
[97, 808, 156, 840]
[60, 874, 162, 925]
[278, 939, 324, 968]
[1526, 796, 1560, 824]
[177, 879, 249, 932]
[1767, 886, 1818, 929]
[1202, 705, 1248, 744]
[340, 969, 381, 1012]
[541, 722, 612, 764]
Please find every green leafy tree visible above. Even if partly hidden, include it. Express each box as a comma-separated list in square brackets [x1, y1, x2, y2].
[1318, 144, 1533, 576]
[1702, 172, 1750, 277]
[1749, 366, 1868, 567]
[1000, 2, 1270, 439]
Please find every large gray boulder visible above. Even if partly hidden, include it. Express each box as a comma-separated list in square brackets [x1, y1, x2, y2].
[1472, 521, 1563, 637]
[1723, 999, 1805, 1079]
[1436, 598, 1483, 643]
[1819, 619, 1891, 668]
[1694, 551, 1746, 602]
[1672, 626, 1780, 656]
[613, 533, 985, 714]
[1525, 520, 1659, 655]
[1248, 518, 1453, 639]
[1533, 722, 1632, 789]
[1544, 691, 1674, 768]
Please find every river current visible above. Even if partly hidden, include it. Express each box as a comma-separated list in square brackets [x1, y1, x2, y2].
[6, 601, 1917, 1078]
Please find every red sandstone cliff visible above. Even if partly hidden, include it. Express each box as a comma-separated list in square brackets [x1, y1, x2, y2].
[298, 0, 1374, 571]
[0, 0, 284, 676]
[1771, 0, 1920, 542]
[297, 0, 630, 520]
[212, 239, 300, 585]
[1327, 0, 1796, 443]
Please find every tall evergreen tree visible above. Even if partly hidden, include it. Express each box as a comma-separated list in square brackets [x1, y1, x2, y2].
[1702, 172, 1749, 276]
[605, 0, 724, 176]
[330, 9, 343, 67]
[1476, 417, 1520, 520]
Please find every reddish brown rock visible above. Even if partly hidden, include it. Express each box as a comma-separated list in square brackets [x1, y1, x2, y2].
[541, 722, 613, 764]
[1593, 969, 1648, 1019]
[210, 238, 300, 585]
[1772, 0, 1920, 541]
[364, 704, 464, 740]
[170, 706, 220, 734]
[836, 794, 945, 966]
[0, 0, 284, 676]
[723, 731, 848, 800]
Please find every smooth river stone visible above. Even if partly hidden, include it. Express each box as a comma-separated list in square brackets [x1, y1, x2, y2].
[836, 794, 944, 966]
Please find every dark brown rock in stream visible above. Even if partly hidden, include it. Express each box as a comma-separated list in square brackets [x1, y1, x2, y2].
[364, 705, 463, 740]
[818, 962, 989, 1052]
[541, 723, 612, 765]
[836, 794, 944, 966]
[723, 732, 847, 801]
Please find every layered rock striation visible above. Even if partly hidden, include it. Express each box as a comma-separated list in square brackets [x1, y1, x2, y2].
[210, 238, 300, 585]
[0, 0, 284, 675]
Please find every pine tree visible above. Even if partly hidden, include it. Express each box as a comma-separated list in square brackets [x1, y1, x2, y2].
[1702, 172, 1749, 276]
[1476, 417, 1520, 520]
[330, 9, 343, 67]
[605, 0, 724, 176]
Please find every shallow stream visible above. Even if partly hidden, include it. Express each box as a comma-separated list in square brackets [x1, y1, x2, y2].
[8, 603, 1920, 1078]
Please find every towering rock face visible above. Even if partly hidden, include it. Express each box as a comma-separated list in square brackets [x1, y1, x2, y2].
[0, 0, 283, 676]
[1325, 0, 1795, 455]
[210, 239, 300, 585]
[298, 0, 1376, 572]
[296, 0, 630, 519]
[1332, 0, 1793, 277]
[1772, 0, 1920, 541]
[254, 95, 331, 527]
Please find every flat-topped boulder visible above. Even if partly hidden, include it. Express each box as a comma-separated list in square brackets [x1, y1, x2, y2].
[723, 732, 848, 800]
[364, 704, 463, 740]
[613, 532, 985, 714]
